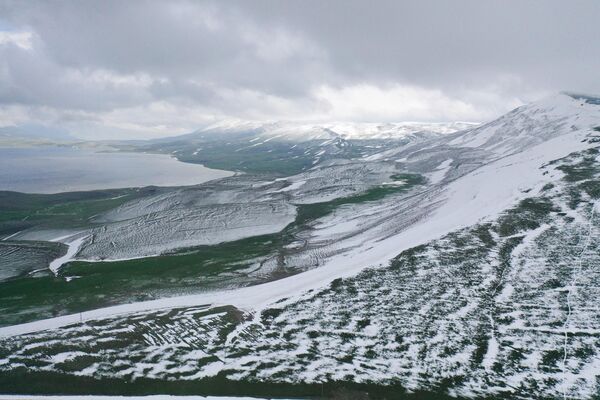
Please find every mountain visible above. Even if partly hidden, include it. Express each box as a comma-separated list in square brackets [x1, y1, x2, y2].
[0, 124, 75, 146]
[125, 120, 477, 175]
[198, 119, 478, 140]
[1, 93, 600, 399]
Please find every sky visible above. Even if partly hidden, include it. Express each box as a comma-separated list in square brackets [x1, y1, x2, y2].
[0, 0, 598, 140]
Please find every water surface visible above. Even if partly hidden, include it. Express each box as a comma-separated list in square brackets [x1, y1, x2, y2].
[0, 146, 233, 193]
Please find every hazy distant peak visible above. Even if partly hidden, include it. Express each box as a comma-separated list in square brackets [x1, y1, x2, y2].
[0, 124, 74, 141]
[199, 120, 479, 141]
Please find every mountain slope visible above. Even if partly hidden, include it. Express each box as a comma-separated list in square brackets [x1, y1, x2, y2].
[126, 121, 475, 175]
[1, 94, 600, 399]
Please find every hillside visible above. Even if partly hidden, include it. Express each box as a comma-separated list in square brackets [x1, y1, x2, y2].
[1, 94, 600, 399]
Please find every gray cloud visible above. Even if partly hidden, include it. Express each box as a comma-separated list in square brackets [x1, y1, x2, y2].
[0, 0, 598, 139]
[243, 1, 599, 89]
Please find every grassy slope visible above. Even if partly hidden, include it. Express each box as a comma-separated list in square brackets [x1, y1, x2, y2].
[137, 137, 365, 176]
[0, 174, 426, 326]
[0, 187, 159, 238]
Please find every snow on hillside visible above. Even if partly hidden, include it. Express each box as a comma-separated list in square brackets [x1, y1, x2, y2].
[447, 93, 599, 155]
[2, 93, 598, 336]
[200, 119, 478, 141]
[2, 94, 600, 399]
[4, 139, 600, 397]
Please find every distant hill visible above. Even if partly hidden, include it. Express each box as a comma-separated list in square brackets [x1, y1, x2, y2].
[0, 124, 74, 146]
[126, 120, 478, 175]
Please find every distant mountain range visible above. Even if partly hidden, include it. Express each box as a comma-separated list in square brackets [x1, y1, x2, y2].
[0, 124, 74, 146]
[195, 119, 479, 140]
[122, 120, 478, 175]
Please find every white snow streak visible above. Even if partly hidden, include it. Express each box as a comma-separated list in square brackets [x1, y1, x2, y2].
[561, 202, 598, 399]
[48, 235, 88, 275]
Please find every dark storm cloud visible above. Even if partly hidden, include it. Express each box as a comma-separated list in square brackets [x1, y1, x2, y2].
[0, 0, 598, 138]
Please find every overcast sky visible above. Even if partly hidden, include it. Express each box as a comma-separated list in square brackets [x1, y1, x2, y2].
[0, 0, 598, 139]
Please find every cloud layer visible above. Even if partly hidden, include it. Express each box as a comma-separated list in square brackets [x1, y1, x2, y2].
[0, 0, 598, 139]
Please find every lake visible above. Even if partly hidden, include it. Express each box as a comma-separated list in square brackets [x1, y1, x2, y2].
[0, 146, 233, 193]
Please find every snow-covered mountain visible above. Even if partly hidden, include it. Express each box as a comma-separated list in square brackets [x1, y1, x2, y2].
[444, 93, 599, 156]
[199, 119, 478, 140]
[130, 119, 477, 176]
[1, 93, 600, 399]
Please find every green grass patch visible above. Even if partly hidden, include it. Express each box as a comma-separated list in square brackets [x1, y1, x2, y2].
[496, 197, 558, 237]
[294, 173, 426, 226]
[0, 369, 465, 399]
[579, 180, 600, 199]
[0, 233, 283, 327]
[0, 187, 158, 237]
[556, 153, 600, 182]
[390, 173, 428, 185]
[139, 138, 365, 176]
